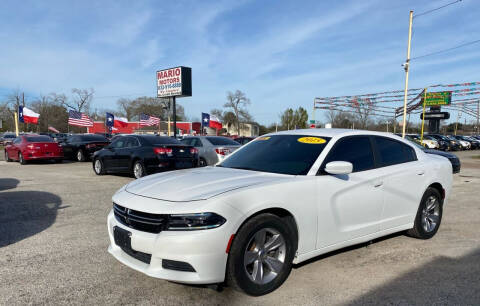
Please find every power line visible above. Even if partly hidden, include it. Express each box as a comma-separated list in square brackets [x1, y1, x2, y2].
[411, 39, 480, 60]
[413, 0, 462, 18]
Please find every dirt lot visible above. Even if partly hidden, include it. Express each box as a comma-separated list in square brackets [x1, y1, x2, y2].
[0, 150, 479, 305]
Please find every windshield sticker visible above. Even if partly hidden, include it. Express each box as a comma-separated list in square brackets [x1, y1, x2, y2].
[257, 136, 270, 141]
[297, 137, 326, 144]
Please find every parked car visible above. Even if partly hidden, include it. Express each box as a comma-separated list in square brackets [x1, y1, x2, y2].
[408, 134, 439, 149]
[108, 129, 452, 295]
[180, 136, 241, 166]
[423, 135, 450, 151]
[1, 133, 16, 146]
[4, 135, 63, 164]
[449, 135, 471, 150]
[443, 135, 464, 151]
[456, 135, 480, 150]
[92, 135, 198, 179]
[234, 136, 255, 145]
[427, 134, 459, 151]
[60, 134, 110, 161]
[406, 138, 460, 173]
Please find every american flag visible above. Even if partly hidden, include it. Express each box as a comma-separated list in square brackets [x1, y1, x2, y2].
[68, 110, 93, 127]
[140, 114, 160, 126]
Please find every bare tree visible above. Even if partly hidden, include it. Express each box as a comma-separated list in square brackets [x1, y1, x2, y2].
[117, 98, 134, 121]
[352, 97, 375, 129]
[62, 88, 94, 113]
[224, 90, 251, 135]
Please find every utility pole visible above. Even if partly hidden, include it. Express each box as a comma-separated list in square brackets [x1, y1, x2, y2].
[454, 109, 461, 136]
[401, 10, 413, 138]
[477, 100, 479, 135]
[420, 88, 427, 143]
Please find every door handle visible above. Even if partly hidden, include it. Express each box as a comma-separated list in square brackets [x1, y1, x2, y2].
[373, 181, 383, 188]
[417, 171, 425, 176]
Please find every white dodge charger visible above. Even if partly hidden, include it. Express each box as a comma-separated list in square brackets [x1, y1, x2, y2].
[107, 129, 452, 296]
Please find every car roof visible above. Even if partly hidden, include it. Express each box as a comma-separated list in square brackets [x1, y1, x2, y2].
[265, 128, 400, 139]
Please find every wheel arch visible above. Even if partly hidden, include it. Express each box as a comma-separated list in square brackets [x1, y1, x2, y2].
[233, 207, 299, 252]
[428, 182, 445, 200]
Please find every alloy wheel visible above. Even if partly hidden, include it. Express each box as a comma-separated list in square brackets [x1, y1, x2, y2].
[422, 195, 440, 232]
[94, 159, 102, 174]
[243, 228, 286, 285]
[133, 162, 143, 178]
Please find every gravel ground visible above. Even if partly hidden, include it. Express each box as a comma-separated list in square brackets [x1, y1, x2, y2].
[0, 150, 479, 305]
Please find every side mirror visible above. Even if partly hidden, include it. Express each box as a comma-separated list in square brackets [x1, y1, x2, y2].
[325, 161, 353, 175]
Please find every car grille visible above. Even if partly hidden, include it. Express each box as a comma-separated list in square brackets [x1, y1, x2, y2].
[113, 203, 167, 234]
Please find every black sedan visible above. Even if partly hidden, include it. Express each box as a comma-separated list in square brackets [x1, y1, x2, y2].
[60, 134, 110, 161]
[92, 135, 199, 178]
[408, 139, 461, 173]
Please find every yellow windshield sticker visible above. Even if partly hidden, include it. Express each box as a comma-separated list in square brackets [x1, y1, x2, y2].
[297, 137, 326, 144]
[257, 136, 270, 140]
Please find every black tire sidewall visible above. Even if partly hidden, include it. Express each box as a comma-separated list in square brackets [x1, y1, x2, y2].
[19, 153, 26, 165]
[77, 149, 85, 162]
[414, 188, 443, 239]
[227, 214, 296, 296]
[199, 158, 207, 167]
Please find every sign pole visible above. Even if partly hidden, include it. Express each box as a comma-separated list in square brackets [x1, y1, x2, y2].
[173, 96, 177, 138]
[420, 88, 427, 143]
[14, 111, 19, 136]
[401, 10, 413, 139]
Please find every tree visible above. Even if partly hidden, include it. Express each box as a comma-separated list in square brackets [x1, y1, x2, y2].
[62, 88, 94, 113]
[279, 107, 308, 130]
[224, 90, 252, 135]
[30, 95, 69, 132]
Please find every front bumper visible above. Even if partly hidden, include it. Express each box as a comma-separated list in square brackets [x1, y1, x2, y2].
[107, 210, 231, 284]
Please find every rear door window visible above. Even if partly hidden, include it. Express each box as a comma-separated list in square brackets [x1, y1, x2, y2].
[322, 136, 375, 173]
[374, 136, 417, 167]
[205, 137, 240, 146]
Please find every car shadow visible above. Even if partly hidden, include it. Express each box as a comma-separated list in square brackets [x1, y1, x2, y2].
[293, 232, 405, 269]
[346, 247, 480, 304]
[0, 180, 64, 247]
[0, 178, 20, 191]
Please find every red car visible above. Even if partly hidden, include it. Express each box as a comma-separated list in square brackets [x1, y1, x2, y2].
[4, 135, 64, 164]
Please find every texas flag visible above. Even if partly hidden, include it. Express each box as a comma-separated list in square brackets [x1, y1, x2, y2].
[201, 112, 222, 129]
[114, 116, 129, 128]
[209, 115, 222, 129]
[19, 106, 40, 124]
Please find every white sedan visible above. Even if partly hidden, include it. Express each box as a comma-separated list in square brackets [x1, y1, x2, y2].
[107, 129, 452, 296]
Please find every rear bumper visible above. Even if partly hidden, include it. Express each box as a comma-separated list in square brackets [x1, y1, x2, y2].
[24, 152, 63, 160]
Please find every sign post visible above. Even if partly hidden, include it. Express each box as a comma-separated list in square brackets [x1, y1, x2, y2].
[156, 66, 192, 138]
[420, 88, 427, 143]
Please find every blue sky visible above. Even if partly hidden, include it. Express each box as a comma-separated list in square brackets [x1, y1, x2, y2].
[0, 0, 479, 125]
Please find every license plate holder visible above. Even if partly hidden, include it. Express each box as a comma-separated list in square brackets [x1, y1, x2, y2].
[175, 161, 192, 169]
[113, 226, 132, 249]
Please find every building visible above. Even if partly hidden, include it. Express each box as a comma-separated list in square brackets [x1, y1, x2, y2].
[225, 123, 260, 137]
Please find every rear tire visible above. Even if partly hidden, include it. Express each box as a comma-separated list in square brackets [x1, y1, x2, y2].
[19, 153, 26, 165]
[76, 149, 86, 162]
[198, 158, 207, 167]
[407, 187, 443, 239]
[93, 158, 105, 175]
[226, 213, 296, 296]
[132, 160, 146, 179]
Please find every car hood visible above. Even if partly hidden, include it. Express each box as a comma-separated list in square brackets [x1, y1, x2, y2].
[125, 166, 289, 202]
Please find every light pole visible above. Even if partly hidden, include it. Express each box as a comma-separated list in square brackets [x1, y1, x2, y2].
[401, 10, 413, 139]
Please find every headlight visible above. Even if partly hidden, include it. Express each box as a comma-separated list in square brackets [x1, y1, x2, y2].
[167, 212, 226, 230]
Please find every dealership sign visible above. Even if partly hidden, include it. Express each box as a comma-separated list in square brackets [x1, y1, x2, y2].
[421, 91, 452, 106]
[156, 66, 192, 98]
[420, 112, 450, 120]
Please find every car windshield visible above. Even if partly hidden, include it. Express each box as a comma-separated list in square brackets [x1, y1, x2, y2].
[4, 134, 15, 138]
[25, 136, 54, 142]
[218, 135, 331, 175]
[205, 137, 240, 146]
[143, 135, 181, 145]
[80, 135, 108, 142]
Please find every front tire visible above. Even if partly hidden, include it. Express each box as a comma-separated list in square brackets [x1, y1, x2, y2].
[198, 158, 207, 167]
[93, 158, 105, 175]
[226, 213, 296, 296]
[132, 160, 146, 179]
[407, 187, 443, 239]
